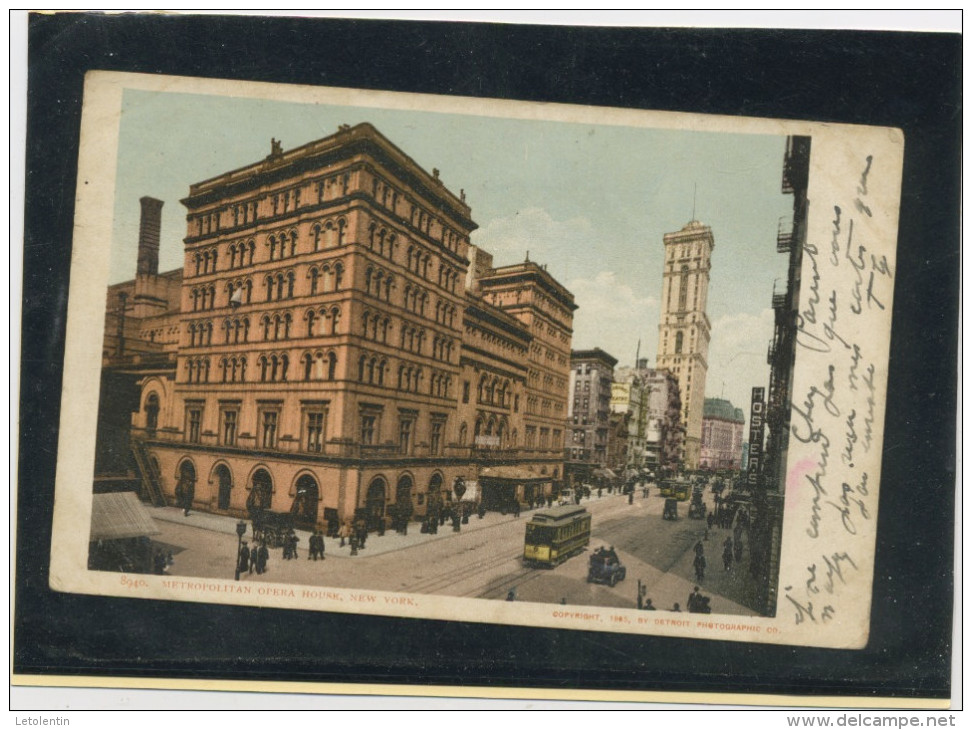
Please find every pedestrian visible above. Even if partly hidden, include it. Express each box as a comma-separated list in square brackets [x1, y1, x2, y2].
[318, 532, 325, 561]
[694, 539, 704, 558]
[706, 512, 714, 530]
[249, 544, 257, 573]
[238, 541, 250, 576]
[671, 603, 681, 612]
[349, 532, 358, 556]
[694, 552, 706, 582]
[723, 538, 733, 572]
[687, 586, 702, 612]
[257, 542, 269, 574]
[308, 531, 318, 560]
[506, 589, 516, 601]
[734, 534, 744, 562]
[513, 500, 520, 518]
[182, 480, 195, 517]
[339, 521, 350, 547]
[642, 598, 656, 610]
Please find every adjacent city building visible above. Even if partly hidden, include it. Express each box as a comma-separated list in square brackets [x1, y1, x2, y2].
[565, 348, 618, 486]
[699, 397, 745, 471]
[655, 220, 713, 471]
[611, 360, 683, 475]
[97, 123, 575, 535]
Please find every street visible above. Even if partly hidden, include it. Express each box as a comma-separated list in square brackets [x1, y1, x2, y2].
[148, 487, 761, 616]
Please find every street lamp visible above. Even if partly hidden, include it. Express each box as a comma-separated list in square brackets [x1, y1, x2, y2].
[234, 519, 247, 581]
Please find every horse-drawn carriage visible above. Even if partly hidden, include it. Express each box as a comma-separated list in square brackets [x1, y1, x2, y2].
[688, 489, 707, 519]
[251, 510, 294, 548]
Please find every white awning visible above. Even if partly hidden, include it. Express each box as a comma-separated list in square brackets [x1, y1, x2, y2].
[90, 492, 161, 541]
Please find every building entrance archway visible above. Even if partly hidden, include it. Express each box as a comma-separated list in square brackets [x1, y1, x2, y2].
[246, 468, 273, 515]
[292, 474, 320, 529]
[365, 477, 386, 532]
[145, 393, 159, 437]
[214, 464, 232, 510]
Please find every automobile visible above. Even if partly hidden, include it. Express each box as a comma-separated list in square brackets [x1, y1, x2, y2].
[557, 489, 573, 506]
[586, 545, 627, 586]
[662, 497, 679, 521]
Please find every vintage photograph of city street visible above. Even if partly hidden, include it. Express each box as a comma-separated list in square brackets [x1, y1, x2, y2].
[78, 78, 816, 629]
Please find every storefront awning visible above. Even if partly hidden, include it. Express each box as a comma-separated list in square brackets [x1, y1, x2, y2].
[90, 492, 161, 541]
[479, 466, 550, 482]
[592, 468, 619, 479]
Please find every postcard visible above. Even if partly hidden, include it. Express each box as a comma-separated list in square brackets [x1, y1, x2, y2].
[48, 70, 903, 650]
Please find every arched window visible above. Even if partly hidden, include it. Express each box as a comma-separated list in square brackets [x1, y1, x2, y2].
[675, 331, 684, 354]
[326, 351, 337, 380]
[678, 265, 689, 310]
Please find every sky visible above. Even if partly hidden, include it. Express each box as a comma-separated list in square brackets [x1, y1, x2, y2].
[109, 88, 793, 429]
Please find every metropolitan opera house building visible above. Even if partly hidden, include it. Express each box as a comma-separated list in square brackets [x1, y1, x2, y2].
[98, 123, 576, 536]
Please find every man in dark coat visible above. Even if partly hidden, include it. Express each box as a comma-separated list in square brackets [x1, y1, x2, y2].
[238, 542, 250, 576]
[256, 542, 269, 574]
[182, 481, 195, 516]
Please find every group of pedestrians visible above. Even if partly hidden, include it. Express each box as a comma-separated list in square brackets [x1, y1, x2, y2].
[238, 541, 269, 576]
[307, 530, 326, 561]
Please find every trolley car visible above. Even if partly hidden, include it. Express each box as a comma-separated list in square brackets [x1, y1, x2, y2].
[659, 479, 691, 501]
[523, 505, 591, 567]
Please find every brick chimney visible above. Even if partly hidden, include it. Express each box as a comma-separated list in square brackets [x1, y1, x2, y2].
[136, 196, 164, 276]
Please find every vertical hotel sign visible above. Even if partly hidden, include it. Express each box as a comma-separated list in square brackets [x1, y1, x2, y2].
[747, 387, 765, 487]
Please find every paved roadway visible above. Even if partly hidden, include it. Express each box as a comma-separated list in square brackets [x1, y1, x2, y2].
[148, 487, 761, 616]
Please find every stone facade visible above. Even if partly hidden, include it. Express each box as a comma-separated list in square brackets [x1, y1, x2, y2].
[101, 124, 574, 532]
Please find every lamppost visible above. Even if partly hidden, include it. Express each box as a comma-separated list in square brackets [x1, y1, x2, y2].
[234, 520, 247, 581]
[452, 476, 466, 532]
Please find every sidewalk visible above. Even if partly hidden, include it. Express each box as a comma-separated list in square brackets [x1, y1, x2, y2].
[149, 492, 624, 561]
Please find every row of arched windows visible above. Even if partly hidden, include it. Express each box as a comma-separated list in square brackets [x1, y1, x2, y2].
[260, 312, 292, 341]
[187, 321, 213, 347]
[406, 245, 431, 278]
[220, 355, 247, 383]
[361, 310, 391, 344]
[305, 306, 342, 337]
[227, 240, 256, 270]
[185, 357, 210, 383]
[431, 335, 455, 363]
[193, 248, 219, 276]
[364, 266, 395, 301]
[403, 283, 429, 316]
[268, 230, 298, 261]
[193, 218, 348, 274]
[478, 375, 512, 408]
[308, 262, 344, 294]
[190, 285, 217, 312]
[265, 271, 296, 301]
[434, 301, 458, 327]
[367, 223, 396, 259]
[223, 317, 250, 344]
[301, 350, 338, 381]
[396, 363, 423, 393]
[429, 370, 452, 399]
[399, 324, 426, 354]
[358, 354, 389, 387]
[437, 263, 459, 293]
[258, 353, 290, 382]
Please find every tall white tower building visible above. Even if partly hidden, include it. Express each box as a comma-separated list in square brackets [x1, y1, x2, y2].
[655, 220, 714, 470]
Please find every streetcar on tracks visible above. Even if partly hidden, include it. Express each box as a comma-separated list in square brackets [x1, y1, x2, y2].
[523, 505, 591, 567]
[658, 479, 691, 501]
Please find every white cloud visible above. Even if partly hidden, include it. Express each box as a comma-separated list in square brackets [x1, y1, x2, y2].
[567, 271, 659, 365]
[706, 308, 776, 426]
[471, 207, 594, 265]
